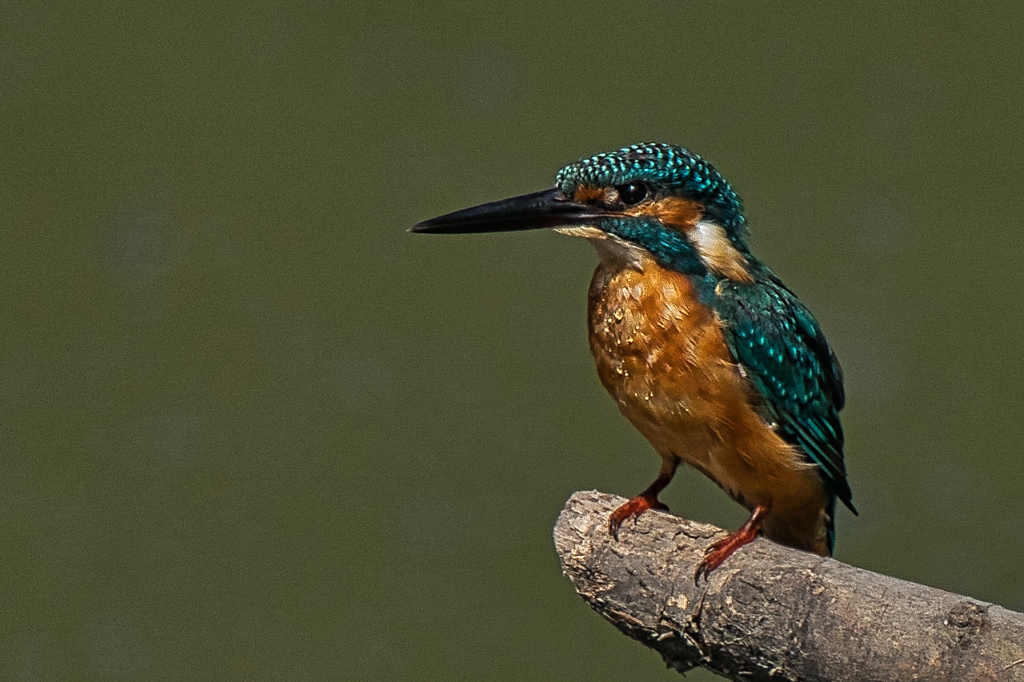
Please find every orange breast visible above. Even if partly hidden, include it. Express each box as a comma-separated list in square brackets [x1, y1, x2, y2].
[587, 248, 831, 554]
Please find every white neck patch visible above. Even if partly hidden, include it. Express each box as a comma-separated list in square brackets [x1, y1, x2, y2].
[689, 220, 753, 283]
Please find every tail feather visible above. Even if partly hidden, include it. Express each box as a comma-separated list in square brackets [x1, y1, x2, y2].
[824, 494, 837, 556]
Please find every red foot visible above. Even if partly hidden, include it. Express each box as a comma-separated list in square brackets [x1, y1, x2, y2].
[609, 457, 679, 541]
[608, 494, 669, 540]
[694, 505, 769, 584]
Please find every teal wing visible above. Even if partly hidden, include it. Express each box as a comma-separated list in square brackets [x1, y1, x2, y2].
[713, 276, 855, 519]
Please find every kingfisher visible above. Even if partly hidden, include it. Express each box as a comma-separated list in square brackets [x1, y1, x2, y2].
[411, 143, 855, 581]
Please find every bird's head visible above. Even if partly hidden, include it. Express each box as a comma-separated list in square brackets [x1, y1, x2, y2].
[411, 143, 753, 282]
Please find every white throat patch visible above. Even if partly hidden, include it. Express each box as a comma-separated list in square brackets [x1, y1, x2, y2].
[554, 226, 648, 271]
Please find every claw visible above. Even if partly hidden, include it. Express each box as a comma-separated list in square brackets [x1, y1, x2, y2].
[693, 504, 769, 584]
[608, 495, 669, 540]
[608, 457, 679, 541]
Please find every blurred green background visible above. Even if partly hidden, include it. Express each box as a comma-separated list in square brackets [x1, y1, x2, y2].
[3, 2, 1023, 680]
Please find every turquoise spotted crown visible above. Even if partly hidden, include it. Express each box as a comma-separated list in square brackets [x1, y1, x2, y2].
[554, 143, 746, 236]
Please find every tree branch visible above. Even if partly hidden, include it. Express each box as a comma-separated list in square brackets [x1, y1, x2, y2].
[553, 490, 1024, 682]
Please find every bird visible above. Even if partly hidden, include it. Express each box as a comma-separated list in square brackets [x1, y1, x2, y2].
[410, 142, 855, 581]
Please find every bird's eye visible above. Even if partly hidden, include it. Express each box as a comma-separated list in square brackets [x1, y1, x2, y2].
[616, 183, 648, 205]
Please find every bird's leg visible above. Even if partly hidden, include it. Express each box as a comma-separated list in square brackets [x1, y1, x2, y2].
[609, 456, 679, 540]
[694, 504, 769, 584]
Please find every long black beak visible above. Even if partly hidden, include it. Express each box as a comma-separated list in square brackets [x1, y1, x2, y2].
[410, 188, 608, 234]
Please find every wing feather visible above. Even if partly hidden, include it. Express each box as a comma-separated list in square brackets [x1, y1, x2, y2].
[713, 276, 855, 514]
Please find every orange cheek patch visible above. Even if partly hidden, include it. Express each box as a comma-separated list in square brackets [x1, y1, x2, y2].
[628, 197, 753, 283]
[628, 196, 705, 230]
[573, 186, 607, 203]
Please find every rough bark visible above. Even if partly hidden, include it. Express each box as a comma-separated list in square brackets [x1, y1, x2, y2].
[554, 490, 1024, 682]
